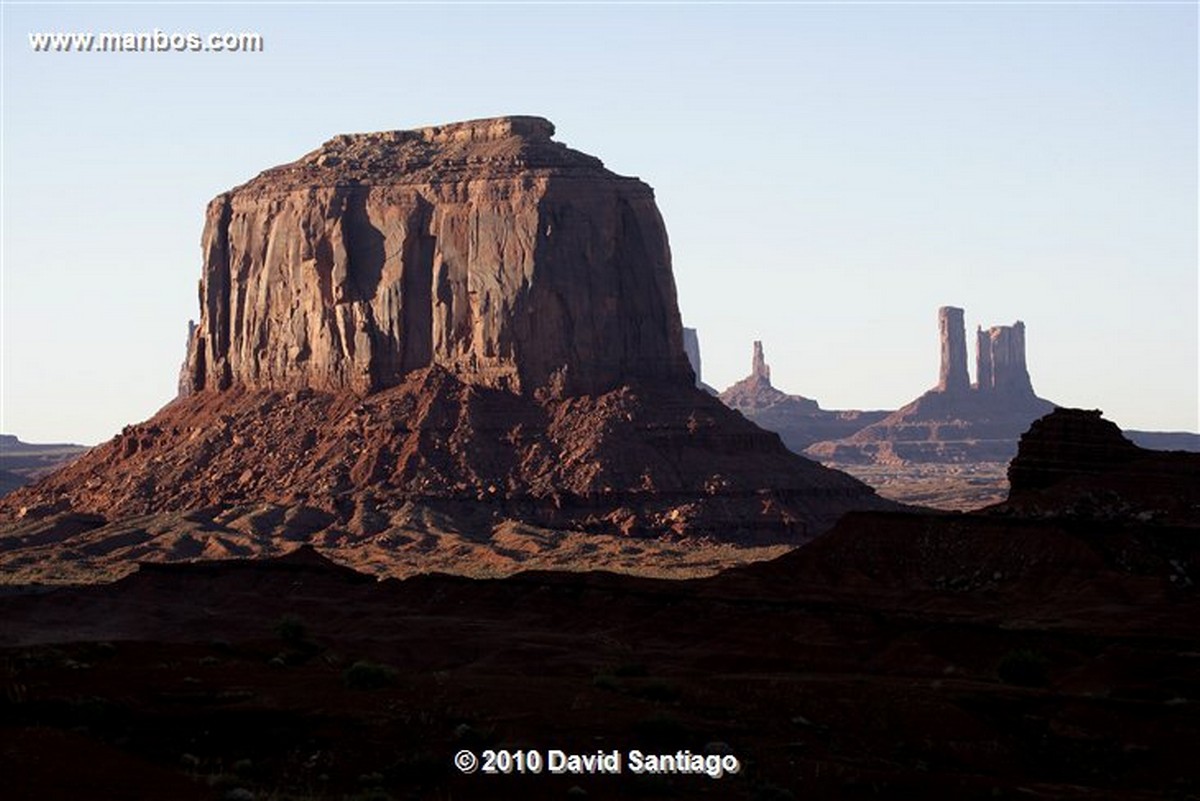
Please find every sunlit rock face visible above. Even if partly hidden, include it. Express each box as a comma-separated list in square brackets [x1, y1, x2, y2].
[182, 116, 692, 397]
[2, 116, 895, 546]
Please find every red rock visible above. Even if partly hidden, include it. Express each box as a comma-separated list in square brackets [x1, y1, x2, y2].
[719, 342, 888, 451]
[181, 116, 691, 397]
[1, 117, 895, 546]
[806, 307, 1056, 465]
[976, 321, 1035, 398]
[936, 306, 970, 394]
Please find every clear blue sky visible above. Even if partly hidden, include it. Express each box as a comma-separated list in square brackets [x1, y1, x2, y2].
[2, 2, 1196, 444]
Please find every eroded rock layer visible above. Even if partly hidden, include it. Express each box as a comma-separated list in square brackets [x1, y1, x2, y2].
[2, 370, 888, 546]
[1, 117, 893, 547]
[182, 116, 692, 397]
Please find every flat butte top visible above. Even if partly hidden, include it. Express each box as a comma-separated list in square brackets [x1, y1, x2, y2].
[235, 116, 633, 194]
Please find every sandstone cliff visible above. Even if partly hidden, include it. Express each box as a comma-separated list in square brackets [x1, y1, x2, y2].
[181, 116, 692, 398]
[936, 306, 970, 394]
[976, 321, 1035, 399]
[2, 117, 894, 550]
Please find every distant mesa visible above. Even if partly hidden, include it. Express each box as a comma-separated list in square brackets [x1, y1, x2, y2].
[719, 342, 889, 452]
[0, 115, 894, 572]
[714, 308, 1196, 511]
[804, 306, 1056, 466]
[1122, 429, 1200, 452]
[0, 435, 89, 498]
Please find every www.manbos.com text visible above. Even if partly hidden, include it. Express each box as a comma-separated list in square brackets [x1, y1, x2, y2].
[29, 29, 264, 53]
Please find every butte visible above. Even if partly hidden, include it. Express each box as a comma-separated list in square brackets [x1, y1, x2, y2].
[1, 116, 894, 560]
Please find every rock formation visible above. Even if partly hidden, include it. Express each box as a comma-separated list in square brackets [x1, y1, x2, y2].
[176, 320, 198, 398]
[1123, 430, 1200, 452]
[999, 408, 1200, 524]
[805, 307, 1056, 466]
[936, 306, 970, 394]
[1007, 408, 1139, 493]
[751, 340, 771, 383]
[976, 322, 1034, 398]
[720, 343, 888, 452]
[1, 116, 894, 550]
[682, 327, 703, 387]
[180, 116, 691, 398]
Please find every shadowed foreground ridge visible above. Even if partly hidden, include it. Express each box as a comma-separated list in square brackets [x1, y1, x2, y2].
[0, 116, 893, 567]
[2, 407, 1197, 800]
[999, 407, 1200, 524]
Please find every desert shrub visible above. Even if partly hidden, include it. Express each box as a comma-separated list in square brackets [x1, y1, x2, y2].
[998, 649, 1049, 687]
[592, 672, 621, 691]
[613, 662, 648, 677]
[633, 679, 681, 703]
[274, 614, 309, 646]
[343, 660, 398, 690]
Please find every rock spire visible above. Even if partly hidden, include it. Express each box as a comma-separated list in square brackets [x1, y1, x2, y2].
[936, 306, 970, 394]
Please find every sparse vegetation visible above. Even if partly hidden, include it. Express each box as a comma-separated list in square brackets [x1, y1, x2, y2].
[633, 678, 681, 703]
[592, 672, 620, 691]
[343, 660, 398, 690]
[274, 614, 309, 646]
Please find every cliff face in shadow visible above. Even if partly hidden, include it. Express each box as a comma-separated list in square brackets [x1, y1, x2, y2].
[3, 408, 1196, 800]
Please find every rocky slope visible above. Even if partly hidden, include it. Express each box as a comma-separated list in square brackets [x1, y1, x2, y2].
[0, 117, 893, 569]
[4, 424, 1197, 800]
[719, 342, 888, 451]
